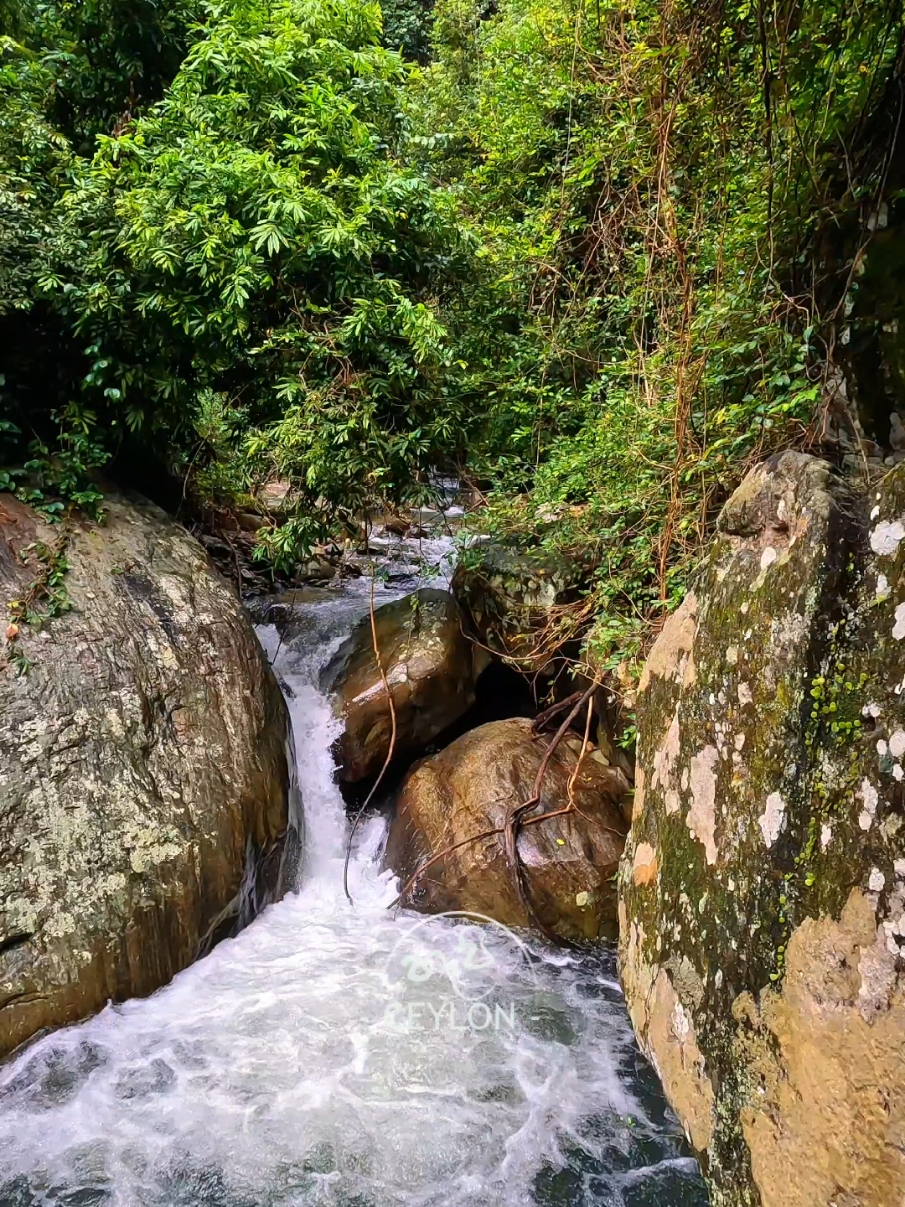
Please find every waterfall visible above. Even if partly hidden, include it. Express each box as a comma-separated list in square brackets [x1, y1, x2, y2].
[0, 575, 705, 1207]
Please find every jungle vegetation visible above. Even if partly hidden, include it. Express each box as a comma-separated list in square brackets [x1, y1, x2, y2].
[1, 0, 903, 665]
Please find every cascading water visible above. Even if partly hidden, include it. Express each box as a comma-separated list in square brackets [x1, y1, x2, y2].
[0, 545, 707, 1207]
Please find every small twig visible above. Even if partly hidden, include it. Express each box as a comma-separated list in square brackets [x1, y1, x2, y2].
[263, 602, 287, 670]
[531, 689, 584, 735]
[566, 692, 595, 808]
[532, 684, 597, 806]
[388, 825, 505, 910]
[221, 529, 244, 594]
[521, 806, 625, 840]
[343, 570, 397, 904]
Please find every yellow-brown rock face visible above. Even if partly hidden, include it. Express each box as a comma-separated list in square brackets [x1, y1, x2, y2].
[621, 452, 905, 1206]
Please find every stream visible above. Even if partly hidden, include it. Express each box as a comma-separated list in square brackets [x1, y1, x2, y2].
[0, 527, 707, 1207]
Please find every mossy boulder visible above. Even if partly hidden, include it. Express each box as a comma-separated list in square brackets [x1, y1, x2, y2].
[386, 717, 630, 942]
[320, 588, 476, 783]
[620, 451, 905, 1206]
[0, 493, 296, 1060]
[452, 542, 586, 665]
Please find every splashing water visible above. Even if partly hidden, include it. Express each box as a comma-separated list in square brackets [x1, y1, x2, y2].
[0, 579, 707, 1207]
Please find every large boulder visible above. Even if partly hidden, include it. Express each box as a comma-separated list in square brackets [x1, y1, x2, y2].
[320, 588, 476, 782]
[452, 541, 586, 665]
[386, 717, 630, 942]
[0, 493, 296, 1060]
[620, 451, 905, 1206]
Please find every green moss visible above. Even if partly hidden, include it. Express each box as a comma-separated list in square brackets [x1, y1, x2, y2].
[4, 529, 73, 675]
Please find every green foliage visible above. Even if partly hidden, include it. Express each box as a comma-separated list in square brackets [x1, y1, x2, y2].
[0, 0, 200, 514]
[42, 0, 472, 558]
[380, 0, 435, 63]
[4, 529, 74, 675]
[2, 0, 904, 654]
[4, 0, 202, 148]
[0, 37, 69, 315]
[17, 407, 108, 519]
[7, 536, 73, 628]
[0, 35, 87, 505]
[410, 0, 903, 666]
[0, 0, 200, 336]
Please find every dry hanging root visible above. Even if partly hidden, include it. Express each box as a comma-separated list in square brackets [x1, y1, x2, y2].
[457, 596, 598, 679]
[531, 688, 586, 736]
[501, 682, 596, 942]
[388, 681, 602, 947]
[343, 571, 397, 904]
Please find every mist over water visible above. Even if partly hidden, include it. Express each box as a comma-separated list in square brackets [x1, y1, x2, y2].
[0, 568, 707, 1207]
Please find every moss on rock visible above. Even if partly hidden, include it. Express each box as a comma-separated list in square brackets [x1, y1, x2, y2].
[620, 452, 905, 1206]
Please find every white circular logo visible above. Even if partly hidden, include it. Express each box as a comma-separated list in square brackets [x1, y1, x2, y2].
[381, 912, 540, 1037]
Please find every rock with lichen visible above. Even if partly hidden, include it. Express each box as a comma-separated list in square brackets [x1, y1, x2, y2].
[0, 492, 297, 1060]
[452, 541, 587, 667]
[620, 451, 905, 1206]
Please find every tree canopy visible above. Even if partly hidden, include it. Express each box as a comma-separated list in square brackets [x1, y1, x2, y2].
[2, 0, 903, 657]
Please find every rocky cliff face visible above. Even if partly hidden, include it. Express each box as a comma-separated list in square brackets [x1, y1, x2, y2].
[620, 452, 905, 1206]
[0, 493, 296, 1059]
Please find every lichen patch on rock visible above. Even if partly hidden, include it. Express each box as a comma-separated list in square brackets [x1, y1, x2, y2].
[687, 746, 719, 864]
[0, 493, 293, 1059]
[620, 453, 905, 1207]
[758, 791, 786, 847]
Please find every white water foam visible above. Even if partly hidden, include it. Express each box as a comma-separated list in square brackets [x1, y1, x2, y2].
[0, 589, 704, 1207]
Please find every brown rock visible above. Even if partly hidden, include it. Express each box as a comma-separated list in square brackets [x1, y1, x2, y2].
[0, 493, 295, 1060]
[740, 890, 905, 1207]
[257, 478, 291, 515]
[235, 511, 266, 532]
[320, 588, 476, 782]
[386, 717, 629, 942]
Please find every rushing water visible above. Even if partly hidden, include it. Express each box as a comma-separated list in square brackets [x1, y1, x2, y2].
[0, 549, 707, 1207]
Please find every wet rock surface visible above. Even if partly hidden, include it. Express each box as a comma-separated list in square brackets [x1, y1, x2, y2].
[0, 493, 294, 1060]
[620, 451, 905, 1206]
[320, 587, 477, 783]
[386, 716, 630, 942]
